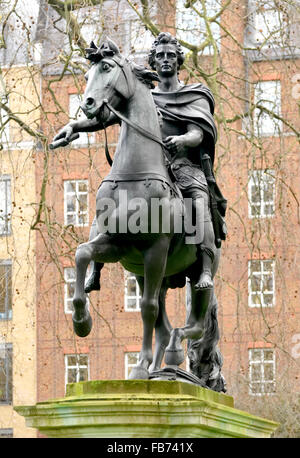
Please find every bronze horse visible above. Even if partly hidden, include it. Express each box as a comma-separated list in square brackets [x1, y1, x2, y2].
[51, 39, 225, 391]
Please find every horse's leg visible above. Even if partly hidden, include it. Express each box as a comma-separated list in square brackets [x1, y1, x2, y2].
[165, 281, 212, 366]
[84, 216, 104, 293]
[149, 280, 172, 372]
[73, 240, 94, 337]
[73, 233, 123, 337]
[165, 250, 221, 366]
[129, 237, 170, 379]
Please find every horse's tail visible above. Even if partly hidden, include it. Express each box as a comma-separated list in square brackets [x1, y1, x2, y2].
[187, 288, 226, 393]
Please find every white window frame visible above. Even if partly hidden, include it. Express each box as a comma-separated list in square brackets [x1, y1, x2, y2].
[248, 0, 288, 49]
[126, 19, 154, 56]
[0, 95, 9, 147]
[124, 270, 141, 312]
[253, 80, 282, 136]
[69, 94, 95, 147]
[0, 343, 12, 405]
[64, 267, 76, 314]
[64, 179, 89, 227]
[248, 169, 275, 218]
[176, 0, 221, 55]
[0, 175, 11, 235]
[249, 348, 276, 395]
[0, 260, 12, 320]
[124, 352, 139, 379]
[64, 354, 90, 389]
[248, 259, 275, 308]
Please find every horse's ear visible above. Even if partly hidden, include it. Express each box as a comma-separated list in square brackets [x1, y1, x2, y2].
[107, 37, 121, 56]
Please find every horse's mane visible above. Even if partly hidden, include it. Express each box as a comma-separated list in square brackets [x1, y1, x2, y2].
[131, 63, 160, 89]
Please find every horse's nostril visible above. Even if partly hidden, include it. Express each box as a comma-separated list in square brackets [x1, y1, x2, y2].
[86, 97, 95, 107]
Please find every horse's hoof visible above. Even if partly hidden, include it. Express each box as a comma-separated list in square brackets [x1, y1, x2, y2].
[72, 313, 93, 337]
[164, 349, 185, 366]
[165, 328, 185, 366]
[128, 366, 149, 380]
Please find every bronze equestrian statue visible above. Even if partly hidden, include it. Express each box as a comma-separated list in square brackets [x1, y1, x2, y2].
[51, 33, 227, 392]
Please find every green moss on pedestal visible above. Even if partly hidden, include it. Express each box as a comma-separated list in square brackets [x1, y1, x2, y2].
[14, 380, 279, 438]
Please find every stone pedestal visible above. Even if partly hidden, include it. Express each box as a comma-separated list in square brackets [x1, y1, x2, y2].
[15, 380, 279, 438]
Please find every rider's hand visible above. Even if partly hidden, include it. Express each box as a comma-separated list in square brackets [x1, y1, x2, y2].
[52, 123, 74, 143]
[163, 135, 188, 158]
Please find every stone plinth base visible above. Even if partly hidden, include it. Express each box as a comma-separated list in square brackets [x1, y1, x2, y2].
[15, 380, 278, 438]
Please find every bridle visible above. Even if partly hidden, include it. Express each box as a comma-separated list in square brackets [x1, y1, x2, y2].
[97, 56, 170, 166]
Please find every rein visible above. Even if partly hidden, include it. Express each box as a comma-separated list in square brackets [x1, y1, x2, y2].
[100, 59, 171, 166]
[102, 99, 171, 167]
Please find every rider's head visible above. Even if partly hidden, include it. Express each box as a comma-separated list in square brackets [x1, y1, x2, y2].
[148, 32, 185, 75]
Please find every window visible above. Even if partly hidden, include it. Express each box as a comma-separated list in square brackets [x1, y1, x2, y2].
[250, 1, 288, 48]
[0, 96, 9, 146]
[69, 94, 95, 146]
[64, 180, 88, 227]
[248, 169, 275, 218]
[0, 176, 11, 235]
[64, 266, 90, 313]
[0, 428, 13, 438]
[127, 20, 154, 56]
[176, 0, 221, 54]
[248, 260, 275, 308]
[124, 270, 141, 311]
[64, 267, 76, 313]
[249, 348, 275, 395]
[65, 354, 89, 387]
[253, 80, 281, 136]
[125, 352, 139, 379]
[0, 260, 12, 320]
[0, 343, 12, 404]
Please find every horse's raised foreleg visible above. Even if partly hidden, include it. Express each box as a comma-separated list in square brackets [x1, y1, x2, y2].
[73, 241, 94, 337]
[73, 232, 124, 337]
[129, 237, 170, 380]
[84, 217, 104, 293]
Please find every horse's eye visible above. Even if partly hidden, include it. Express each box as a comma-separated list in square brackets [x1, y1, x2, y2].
[102, 63, 111, 71]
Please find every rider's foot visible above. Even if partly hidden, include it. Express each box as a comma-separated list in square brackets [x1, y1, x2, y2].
[195, 271, 213, 291]
[84, 271, 101, 293]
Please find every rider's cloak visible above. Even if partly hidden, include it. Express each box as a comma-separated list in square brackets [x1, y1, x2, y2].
[152, 82, 217, 166]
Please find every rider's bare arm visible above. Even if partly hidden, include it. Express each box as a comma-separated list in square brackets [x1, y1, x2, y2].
[163, 123, 204, 157]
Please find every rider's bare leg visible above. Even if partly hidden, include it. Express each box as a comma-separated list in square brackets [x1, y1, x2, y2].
[84, 216, 104, 293]
[193, 190, 216, 291]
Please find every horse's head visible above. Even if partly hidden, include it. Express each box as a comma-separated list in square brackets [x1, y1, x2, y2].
[81, 38, 135, 123]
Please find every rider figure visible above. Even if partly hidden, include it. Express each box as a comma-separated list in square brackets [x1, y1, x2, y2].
[149, 32, 227, 290]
